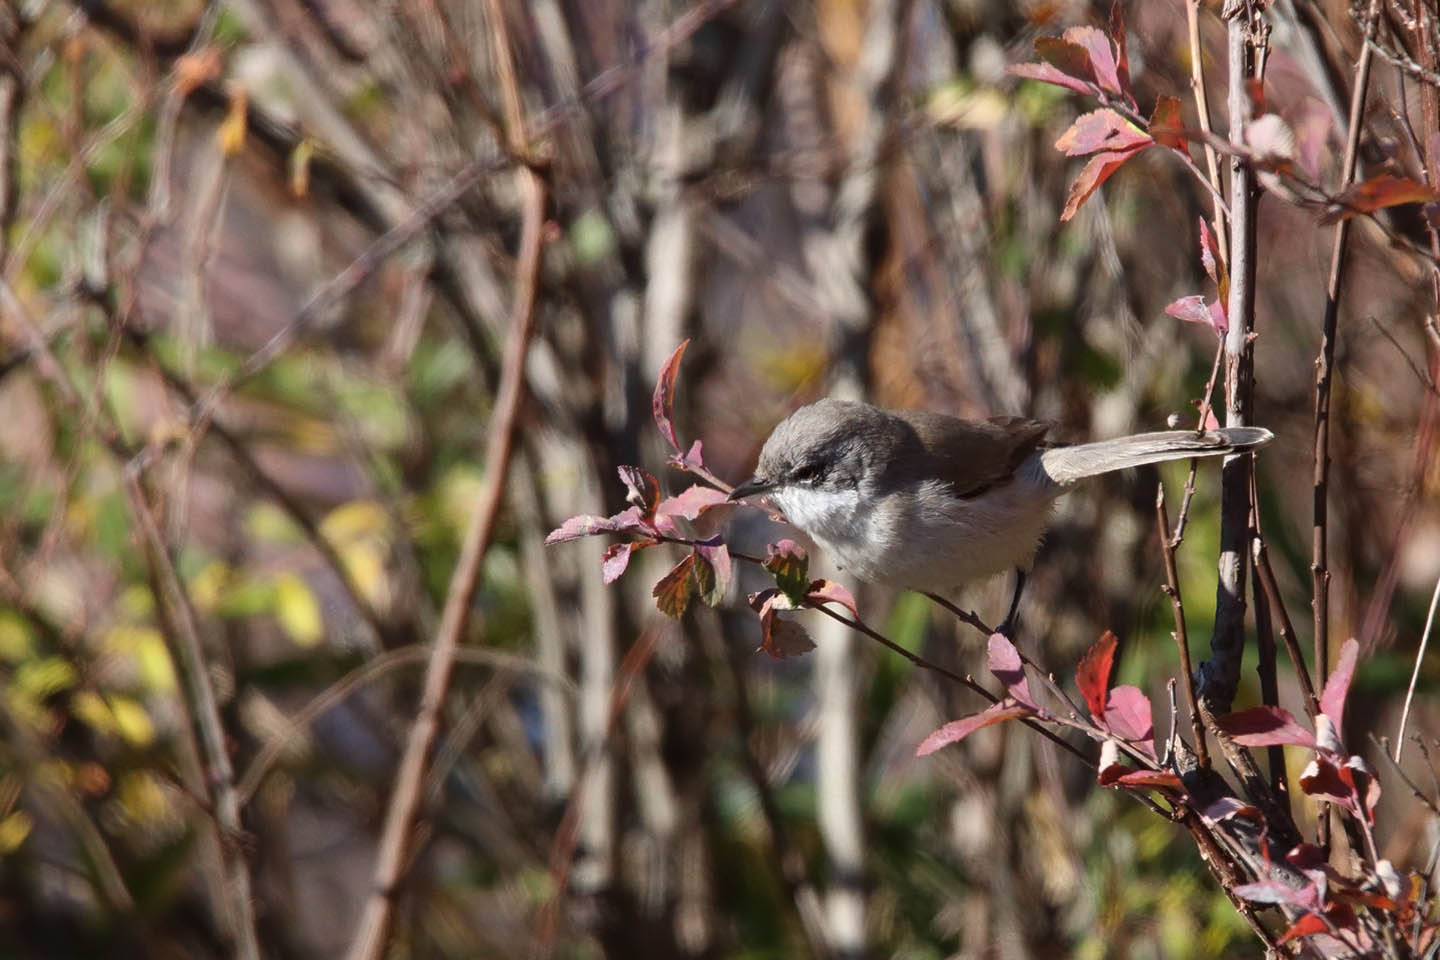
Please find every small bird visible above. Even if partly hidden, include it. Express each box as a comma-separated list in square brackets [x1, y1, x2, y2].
[728, 398, 1272, 630]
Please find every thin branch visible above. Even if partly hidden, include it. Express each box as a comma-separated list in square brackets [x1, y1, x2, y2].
[236, 645, 574, 804]
[1158, 484, 1209, 768]
[1394, 572, 1440, 763]
[1187, 0, 1228, 265]
[1252, 537, 1321, 720]
[342, 65, 550, 960]
[122, 472, 260, 960]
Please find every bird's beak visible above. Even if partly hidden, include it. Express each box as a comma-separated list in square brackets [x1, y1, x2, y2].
[728, 476, 776, 502]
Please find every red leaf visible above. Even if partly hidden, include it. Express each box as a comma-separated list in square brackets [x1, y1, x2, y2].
[1319, 637, 1358, 731]
[1108, 1, 1133, 104]
[1054, 109, 1151, 156]
[1208, 298, 1229, 336]
[1148, 96, 1187, 153]
[1007, 61, 1094, 97]
[1102, 768, 1183, 790]
[753, 590, 815, 659]
[1063, 26, 1123, 98]
[1217, 706, 1318, 748]
[916, 702, 1035, 757]
[1324, 174, 1440, 223]
[653, 554, 696, 619]
[764, 540, 811, 603]
[1060, 149, 1139, 221]
[1276, 913, 1329, 945]
[987, 633, 1034, 707]
[806, 579, 859, 619]
[654, 484, 729, 532]
[545, 505, 650, 544]
[1034, 35, 1097, 89]
[1075, 631, 1117, 720]
[618, 466, 660, 514]
[602, 542, 634, 584]
[1299, 756, 1351, 809]
[652, 339, 690, 453]
[1104, 685, 1155, 756]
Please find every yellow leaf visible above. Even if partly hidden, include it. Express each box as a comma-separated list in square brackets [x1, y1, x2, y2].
[217, 85, 248, 157]
[290, 138, 314, 198]
[274, 573, 324, 647]
[114, 772, 168, 825]
[71, 691, 116, 736]
[0, 614, 32, 662]
[0, 810, 32, 854]
[321, 500, 389, 546]
[108, 696, 155, 747]
[340, 541, 389, 613]
[14, 657, 76, 698]
[246, 503, 303, 544]
[189, 560, 231, 612]
[105, 626, 176, 693]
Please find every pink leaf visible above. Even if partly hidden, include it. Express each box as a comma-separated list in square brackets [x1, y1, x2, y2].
[1197, 218, 1221, 285]
[1007, 61, 1094, 97]
[1233, 880, 1319, 909]
[602, 542, 634, 584]
[1054, 109, 1152, 156]
[806, 579, 859, 619]
[1060, 149, 1140, 222]
[987, 633, 1034, 707]
[1208, 299, 1229, 336]
[545, 506, 650, 544]
[916, 702, 1035, 757]
[1199, 796, 1261, 823]
[654, 484, 729, 532]
[652, 339, 690, 453]
[1062, 26, 1122, 98]
[1216, 706, 1318, 748]
[1319, 637, 1358, 731]
[1104, 685, 1155, 756]
[670, 438, 706, 472]
[1075, 631, 1117, 721]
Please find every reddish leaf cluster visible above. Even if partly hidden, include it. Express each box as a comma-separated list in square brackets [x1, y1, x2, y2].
[1008, 3, 1193, 221]
[1166, 218, 1229, 340]
[917, 631, 1172, 788]
[746, 541, 861, 660]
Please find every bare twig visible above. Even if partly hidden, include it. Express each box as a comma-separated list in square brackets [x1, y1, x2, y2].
[1252, 538, 1321, 720]
[1157, 484, 1209, 768]
[1186, 0, 1229, 266]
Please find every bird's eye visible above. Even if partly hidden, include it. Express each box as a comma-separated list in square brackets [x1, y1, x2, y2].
[793, 464, 819, 484]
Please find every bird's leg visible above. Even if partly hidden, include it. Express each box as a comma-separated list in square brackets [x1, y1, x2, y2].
[995, 569, 1027, 638]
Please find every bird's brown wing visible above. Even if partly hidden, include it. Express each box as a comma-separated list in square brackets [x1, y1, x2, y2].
[897, 411, 1053, 499]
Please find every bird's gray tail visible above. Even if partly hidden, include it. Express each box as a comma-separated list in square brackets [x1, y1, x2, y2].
[1037, 427, 1274, 485]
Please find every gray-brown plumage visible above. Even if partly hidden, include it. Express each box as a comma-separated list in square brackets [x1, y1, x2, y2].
[730, 398, 1272, 598]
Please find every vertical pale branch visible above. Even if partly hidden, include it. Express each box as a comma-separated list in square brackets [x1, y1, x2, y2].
[343, 6, 549, 942]
[1198, 4, 1263, 716]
